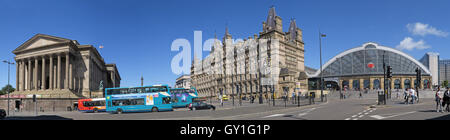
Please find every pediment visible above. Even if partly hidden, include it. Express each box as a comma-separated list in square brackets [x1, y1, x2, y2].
[13, 34, 71, 54]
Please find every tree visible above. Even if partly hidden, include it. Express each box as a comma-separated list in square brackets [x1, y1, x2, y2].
[442, 81, 449, 88]
[0, 84, 15, 95]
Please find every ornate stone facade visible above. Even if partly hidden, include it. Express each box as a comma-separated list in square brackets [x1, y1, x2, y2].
[10, 34, 121, 98]
[191, 7, 307, 98]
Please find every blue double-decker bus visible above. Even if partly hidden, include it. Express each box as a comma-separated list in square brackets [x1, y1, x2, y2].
[170, 87, 198, 108]
[105, 85, 173, 114]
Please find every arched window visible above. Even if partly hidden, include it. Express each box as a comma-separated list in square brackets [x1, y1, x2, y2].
[373, 79, 381, 89]
[342, 80, 349, 90]
[364, 80, 370, 89]
[353, 80, 360, 90]
[404, 79, 411, 89]
[394, 79, 401, 89]
[423, 80, 430, 89]
[414, 80, 418, 88]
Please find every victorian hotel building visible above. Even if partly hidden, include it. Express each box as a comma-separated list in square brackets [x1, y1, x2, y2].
[191, 7, 308, 98]
[0, 34, 121, 111]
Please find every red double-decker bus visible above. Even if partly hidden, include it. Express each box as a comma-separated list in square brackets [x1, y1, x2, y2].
[78, 98, 106, 113]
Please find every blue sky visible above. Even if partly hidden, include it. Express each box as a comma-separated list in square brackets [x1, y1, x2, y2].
[0, 0, 449, 88]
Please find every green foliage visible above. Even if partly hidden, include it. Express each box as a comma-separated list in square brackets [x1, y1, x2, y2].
[0, 84, 15, 95]
[443, 81, 449, 88]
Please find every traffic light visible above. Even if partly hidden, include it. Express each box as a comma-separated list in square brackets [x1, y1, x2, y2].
[415, 67, 422, 82]
[386, 66, 392, 78]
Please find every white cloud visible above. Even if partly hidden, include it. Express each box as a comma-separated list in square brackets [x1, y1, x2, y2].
[407, 22, 448, 37]
[396, 37, 431, 51]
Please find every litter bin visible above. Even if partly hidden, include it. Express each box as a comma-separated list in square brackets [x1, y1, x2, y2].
[67, 106, 72, 111]
[378, 91, 385, 105]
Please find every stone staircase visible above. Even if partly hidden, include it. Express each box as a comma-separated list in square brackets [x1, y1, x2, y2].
[10, 89, 83, 99]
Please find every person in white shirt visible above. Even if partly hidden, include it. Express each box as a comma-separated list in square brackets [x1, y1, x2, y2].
[436, 88, 443, 112]
[404, 88, 410, 104]
[410, 88, 416, 104]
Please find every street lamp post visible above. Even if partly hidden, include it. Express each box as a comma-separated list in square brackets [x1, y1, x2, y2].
[3, 60, 15, 116]
[319, 31, 326, 102]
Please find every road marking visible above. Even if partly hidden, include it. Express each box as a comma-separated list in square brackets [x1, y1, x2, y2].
[345, 118, 351, 120]
[352, 118, 358, 120]
[352, 115, 357, 118]
[358, 115, 364, 118]
[262, 114, 285, 118]
[369, 111, 416, 120]
[297, 108, 317, 117]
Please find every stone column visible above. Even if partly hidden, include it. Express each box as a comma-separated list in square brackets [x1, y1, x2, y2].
[381, 78, 385, 90]
[65, 53, 69, 89]
[27, 59, 31, 91]
[34, 58, 38, 91]
[16, 60, 19, 91]
[349, 79, 353, 90]
[112, 71, 116, 87]
[22, 61, 25, 91]
[419, 80, 423, 89]
[369, 78, 374, 90]
[360, 79, 364, 90]
[54, 65, 57, 89]
[49, 55, 53, 90]
[41, 57, 46, 90]
[69, 62, 73, 90]
[57, 54, 61, 90]
[390, 78, 394, 89]
[400, 78, 405, 89]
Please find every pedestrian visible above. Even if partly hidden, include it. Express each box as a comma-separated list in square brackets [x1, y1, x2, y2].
[410, 88, 415, 104]
[292, 92, 296, 104]
[219, 94, 223, 107]
[359, 90, 363, 99]
[435, 88, 443, 112]
[404, 88, 410, 105]
[444, 87, 450, 112]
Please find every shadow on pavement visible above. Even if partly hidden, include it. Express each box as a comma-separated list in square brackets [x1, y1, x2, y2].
[427, 114, 450, 120]
[418, 110, 440, 113]
[5, 115, 73, 120]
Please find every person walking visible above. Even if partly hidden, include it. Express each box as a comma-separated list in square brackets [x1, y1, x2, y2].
[444, 87, 450, 112]
[410, 88, 416, 104]
[435, 88, 443, 112]
[404, 88, 410, 105]
[359, 89, 363, 99]
[219, 94, 223, 107]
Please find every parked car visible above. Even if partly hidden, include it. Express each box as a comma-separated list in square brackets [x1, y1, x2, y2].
[188, 101, 216, 111]
[0, 109, 6, 120]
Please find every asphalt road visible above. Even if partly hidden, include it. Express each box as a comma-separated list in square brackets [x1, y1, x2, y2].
[4, 96, 449, 120]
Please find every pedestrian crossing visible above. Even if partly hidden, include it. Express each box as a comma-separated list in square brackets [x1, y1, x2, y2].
[345, 108, 376, 120]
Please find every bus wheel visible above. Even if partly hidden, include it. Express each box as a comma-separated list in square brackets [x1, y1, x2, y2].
[152, 107, 159, 112]
[117, 108, 123, 114]
[93, 108, 98, 113]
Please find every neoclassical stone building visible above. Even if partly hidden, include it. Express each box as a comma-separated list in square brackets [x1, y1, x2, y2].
[10, 34, 121, 98]
[191, 7, 307, 98]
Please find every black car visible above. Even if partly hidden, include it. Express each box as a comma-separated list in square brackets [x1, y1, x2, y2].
[188, 101, 216, 111]
[0, 109, 6, 120]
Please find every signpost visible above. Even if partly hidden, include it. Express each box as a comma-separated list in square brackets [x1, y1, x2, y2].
[33, 94, 37, 116]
